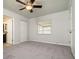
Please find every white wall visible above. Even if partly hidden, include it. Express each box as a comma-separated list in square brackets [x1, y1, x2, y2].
[3, 8, 28, 44]
[3, 9, 27, 22]
[29, 10, 71, 46]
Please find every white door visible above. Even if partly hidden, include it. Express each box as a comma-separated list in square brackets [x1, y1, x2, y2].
[20, 21, 27, 42]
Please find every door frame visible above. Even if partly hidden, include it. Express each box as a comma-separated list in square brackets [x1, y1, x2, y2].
[3, 15, 14, 45]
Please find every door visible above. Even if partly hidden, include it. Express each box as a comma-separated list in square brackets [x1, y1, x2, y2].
[20, 21, 27, 42]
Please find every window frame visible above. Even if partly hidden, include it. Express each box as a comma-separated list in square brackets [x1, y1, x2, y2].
[38, 24, 52, 34]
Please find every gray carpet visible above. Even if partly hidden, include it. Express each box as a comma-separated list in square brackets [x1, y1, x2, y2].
[3, 41, 74, 59]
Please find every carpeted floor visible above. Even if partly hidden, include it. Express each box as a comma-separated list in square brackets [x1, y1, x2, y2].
[3, 41, 74, 59]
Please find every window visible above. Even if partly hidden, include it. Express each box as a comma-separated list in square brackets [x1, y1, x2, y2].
[38, 21, 51, 34]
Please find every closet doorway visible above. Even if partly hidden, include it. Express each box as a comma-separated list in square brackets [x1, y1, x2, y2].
[3, 15, 13, 48]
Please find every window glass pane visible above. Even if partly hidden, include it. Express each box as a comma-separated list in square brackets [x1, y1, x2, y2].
[38, 23, 51, 34]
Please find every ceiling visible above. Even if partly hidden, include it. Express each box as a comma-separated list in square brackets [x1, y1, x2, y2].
[3, 0, 71, 19]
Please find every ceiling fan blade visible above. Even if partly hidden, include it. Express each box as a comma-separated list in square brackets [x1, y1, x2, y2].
[30, 0, 35, 4]
[33, 5, 42, 8]
[30, 9, 33, 13]
[19, 7, 26, 10]
[16, 0, 26, 5]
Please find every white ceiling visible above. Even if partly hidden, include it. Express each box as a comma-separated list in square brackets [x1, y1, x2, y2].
[3, 0, 71, 18]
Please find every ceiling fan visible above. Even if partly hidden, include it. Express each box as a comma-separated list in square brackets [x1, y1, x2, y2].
[16, 0, 42, 13]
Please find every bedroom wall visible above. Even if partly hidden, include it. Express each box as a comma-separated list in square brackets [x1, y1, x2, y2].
[3, 8, 28, 44]
[28, 10, 71, 46]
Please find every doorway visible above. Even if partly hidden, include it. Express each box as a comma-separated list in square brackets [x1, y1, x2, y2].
[3, 15, 13, 48]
